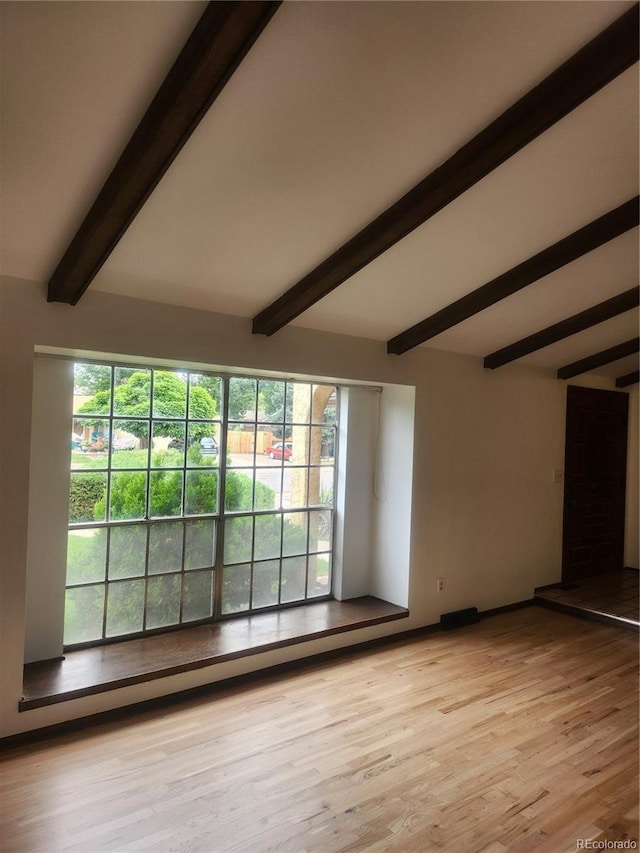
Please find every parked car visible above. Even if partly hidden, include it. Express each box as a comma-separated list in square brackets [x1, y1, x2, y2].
[265, 441, 292, 461]
[168, 436, 218, 456]
[199, 436, 218, 456]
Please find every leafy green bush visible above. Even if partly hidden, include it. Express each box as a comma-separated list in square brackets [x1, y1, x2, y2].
[223, 471, 273, 512]
[93, 472, 146, 520]
[221, 513, 308, 613]
[65, 449, 321, 642]
[69, 474, 107, 523]
[149, 471, 183, 517]
[185, 470, 218, 515]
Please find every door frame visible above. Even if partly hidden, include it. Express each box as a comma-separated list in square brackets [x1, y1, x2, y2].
[561, 385, 629, 583]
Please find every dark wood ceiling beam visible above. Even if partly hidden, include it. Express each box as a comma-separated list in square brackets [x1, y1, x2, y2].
[252, 4, 640, 337]
[387, 198, 639, 355]
[47, 1, 281, 305]
[616, 370, 640, 388]
[557, 338, 639, 380]
[484, 287, 640, 369]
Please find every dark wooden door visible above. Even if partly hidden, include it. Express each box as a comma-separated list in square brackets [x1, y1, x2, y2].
[562, 385, 629, 583]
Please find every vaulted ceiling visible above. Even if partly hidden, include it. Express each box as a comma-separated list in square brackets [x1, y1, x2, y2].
[1, 1, 638, 383]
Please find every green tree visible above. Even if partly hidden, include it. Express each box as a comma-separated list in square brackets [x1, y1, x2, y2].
[260, 381, 289, 423]
[77, 371, 217, 442]
[74, 363, 111, 395]
[228, 377, 257, 422]
[190, 375, 221, 414]
[259, 380, 289, 438]
[194, 375, 256, 421]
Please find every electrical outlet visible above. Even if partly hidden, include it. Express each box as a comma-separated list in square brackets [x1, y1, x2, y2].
[437, 577, 445, 594]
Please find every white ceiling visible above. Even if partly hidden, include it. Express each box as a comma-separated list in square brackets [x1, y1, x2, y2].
[1, 1, 638, 380]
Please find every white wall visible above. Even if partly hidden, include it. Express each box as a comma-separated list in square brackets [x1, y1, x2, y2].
[24, 357, 74, 663]
[371, 385, 414, 606]
[1, 276, 635, 737]
[333, 386, 380, 601]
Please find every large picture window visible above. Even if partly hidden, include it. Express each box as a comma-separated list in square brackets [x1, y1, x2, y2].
[65, 363, 337, 647]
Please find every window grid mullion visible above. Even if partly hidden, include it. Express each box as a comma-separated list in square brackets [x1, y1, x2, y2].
[141, 521, 151, 632]
[178, 518, 188, 624]
[278, 512, 284, 606]
[101, 365, 116, 638]
[213, 376, 230, 621]
[101, 527, 111, 641]
[104, 365, 115, 527]
[145, 370, 155, 520]
[248, 516, 256, 610]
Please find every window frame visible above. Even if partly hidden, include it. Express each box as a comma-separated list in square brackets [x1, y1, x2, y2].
[64, 361, 338, 649]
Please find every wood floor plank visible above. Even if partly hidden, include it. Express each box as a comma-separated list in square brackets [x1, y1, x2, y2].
[1, 608, 637, 852]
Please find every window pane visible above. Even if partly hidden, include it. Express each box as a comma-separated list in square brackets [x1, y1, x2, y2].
[281, 556, 307, 603]
[149, 470, 182, 517]
[184, 519, 215, 570]
[74, 364, 111, 414]
[71, 419, 108, 469]
[319, 427, 336, 463]
[254, 468, 278, 510]
[183, 570, 214, 621]
[113, 367, 150, 417]
[287, 468, 308, 509]
[108, 526, 146, 579]
[152, 422, 185, 468]
[229, 377, 256, 422]
[254, 514, 281, 561]
[64, 584, 105, 645]
[66, 528, 107, 585]
[189, 374, 220, 420]
[225, 470, 254, 512]
[286, 382, 311, 423]
[310, 425, 326, 465]
[187, 423, 219, 468]
[288, 426, 308, 465]
[69, 472, 107, 523]
[226, 426, 255, 467]
[320, 389, 337, 424]
[152, 370, 187, 419]
[106, 579, 144, 637]
[317, 467, 334, 505]
[110, 471, 147, 521]
[308, 553, 331, 598]
[146, 574, 181, 629]
[111, 421, 147, 468]
[309, 509, 332, 552]
[224, 517, 252, 564]
[148, 522, 183, 574]
[307, 466, 324, 509]
[252, 560, 280, 609]
[258, 380, 285, 425]
[70, 418, 110, 464]
[222, 563, 251, 614]
[185, 470, 218, 515]
[283, 513, 308, 557]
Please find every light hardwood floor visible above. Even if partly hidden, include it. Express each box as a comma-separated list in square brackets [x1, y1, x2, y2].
[1, 607, 638, 853]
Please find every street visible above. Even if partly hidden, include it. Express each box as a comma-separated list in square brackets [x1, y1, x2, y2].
[228, 453, 334, 507]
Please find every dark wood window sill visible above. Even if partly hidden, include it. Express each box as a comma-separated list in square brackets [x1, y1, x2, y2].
[21, 597, 408, 710]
